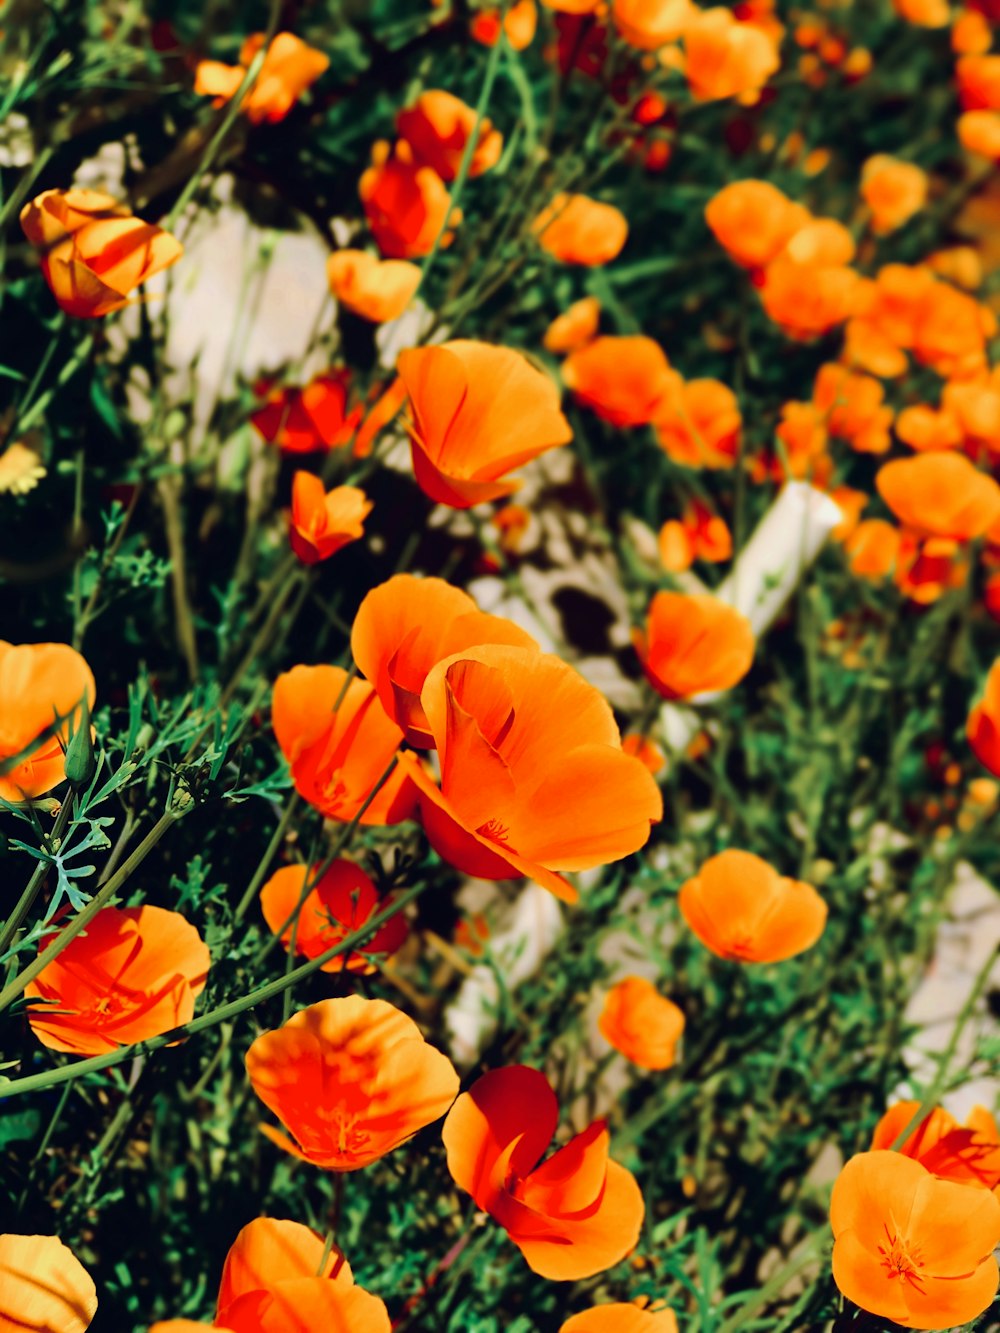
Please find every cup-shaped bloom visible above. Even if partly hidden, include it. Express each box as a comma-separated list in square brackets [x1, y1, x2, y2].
[194, 32, 329, 124]
[561, 1304, 678, 1333]
[359, 141, 456, 259]
[260, 859, 408, 973]
[543, 296, 601, 353]
[398, 645, 663, 901]
[350, 574, 537, 747]
[0, 1234, 97, 1333]
[705, 180, 810, 271]
[215, 1218, 389, 1333]
[760, 255, 863, 340]
[598, 976, 685, 1070]
[860, 155, 928, 235]
[658, 501, 731, 572]
[877, 453, 1000, 541]
[562, 336, 681, 428]
[634, 592, 754, 700]
[683, 8, 780, 102]
[830, 1151, 1000, 1330]
[25, 905, 210, 1056]
[871, 1101, 1000, 1191]
[845, 519, 901, 581]
[533, 194, 628, 266]
[471, 0, 539, 48]
[612, 0, 691, 48]
[251, 372, 361, 453]
[968, 659, 1000, 777]
[679, 849, 827, 963]
[246, 996, 459, 1171]
[959, 109, 1000, 159]
[443, 1065, 644, 1280]
[288, 474, 371, 564]
[0, 640, 95, 802]
[397, 341, 572, 508]
[20, 189, 182, 318]
[397, 90, 503, 180]
[272, 665, 416, 824]
[655, 378, 742, 468]
[326, 249, 421, 322]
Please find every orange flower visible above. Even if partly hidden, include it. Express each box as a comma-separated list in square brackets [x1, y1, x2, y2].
[359, 141, 456, 259]
[397, 340, 571, 507]
[893, 0, 949, 22]
[679, 849, 827, 962]
[658, 500, 732, 572]
[533, 193, 629, 266]
[442, 1065, 645, 1279]
[245, 995, 459, 1170]
[953, 9, 993, 54]
[561, 1303, 678, 1333]
[25, 905, 209, 1056]
[20, 189, 182, 319]
[215, 1218, 390, 1333]
[598, 976, 685, 1069]
[760, 254, 862, 340]
[621, 733, 667, 773]
[398, 645, 663, 902]
[354, 376, 407, 459]
[860, 155, 928, 234]
[326, 250, 421, 322]
[288, 474, 371, 564]
[958, 53, 1000, 110]
[910, 279, 995, 378]
[774, 401, 831, 482]
[926, 245, 983, 289]
[471, 0, 539, 49]
[943, 370, 1000, 461]
[705, 180, 810, 271]
[612, 0, 692, 48]
[871, 1101, 1000, 1190]
[260, 859, 408, 973]
[0, 1234, 97, 1333]
[876, 452, 1000, 540]
[812, 363, 893, 454]
[0, 641, 95, 802]
[830, 1151, 1000, 1329]
[959, 109, 1000, 159]
[634, 592, 754, 699]
[830, 485, 869, 540]
[251, 373, 361, 453]
[272, 664, 416, 824]
[562, 336, 680, 427]
[655, 378, 743, 468]
[895, 404, 963, 452]
[895, 533, 968, 604]
[683, 8, 781, 102]
[193, 32, 329, 124]
[543, 296, 601, 353]
[350, 574, 537, 747]
[397, 90, 502, 181]
[968, 658, 1000, 776]
[845, 519, 901, 580]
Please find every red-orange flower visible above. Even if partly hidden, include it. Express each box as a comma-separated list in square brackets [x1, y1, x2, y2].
[359, 141, 456, 259]
[658, 500, 732, 572]
[0, 640, 95, 803]
[860, 155, 928, 235]
[599, 976, 685, 1069]
[679, 849, 827, 962]
[876, 452, 1000, 540]
[705, 180, 809, 271]
[612, 0, 692, 48]
[0, 1234, 97, 1333]
[830, 1150, 1000, 1330]
[845, 519, 901, 580]
[812, 363, 893, 455]
[443, 1065, 645, 1279]
[350, 574, 537, 746]
[655, 378, 743, 468]
[327, 250, 421, 323]
[25, 905, 209, 1056]
[871, 1101, 1000, 1190]
[683, 8, 781, 102]
[543, 296, 601, 353]
[760, 253, 862, 340]
[397, 341, 572, 507]
[397, 90, 503, 180]
[968, 658, 1000, 777]
[471, 0, 539, 48]
[561, 1304, 678, 1333]
[533, 194, 629, 266]
[251, 373, 361, 454]
[562, 336, 680, 428]
[193, 32, 329, 124]
[634, 592, 754, 699]
[246, 996, 459, 1170]
[260, 859, 408, 973]
[288, 474, 371, 564]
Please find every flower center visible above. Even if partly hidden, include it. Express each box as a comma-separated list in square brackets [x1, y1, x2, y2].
[877, 1226, 925, 1290]
[476, 817, 512, 846]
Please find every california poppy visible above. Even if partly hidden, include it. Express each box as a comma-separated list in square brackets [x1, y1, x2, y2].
[705, 180, 810, 272]
[543, 296, 601, 353]
[959, 109, 1000, 160]
[193, 32, 329, 124]
[533, 194, 629, 266]
[397, 341, 572, 507]
[967, 658, 1000, 776]
[246, 995, 459, 1170]
[562, 336, 680, 428]
[658, 501, 732, 573]
[860, 155, 928, 235]
[876, 452, 1000, 541]
[830, 1150, 1000, 1329]
[598, 975, 685, 1069]
[683, 8, 781, 102]
[678, 849, 827, 963]
[760, 252, 862, 340]
[0, 1234, 97, 1333]
[354, 377, 407, 459]
[327, 250, 421, 323]
[633, 592, 754, 699]
[397, 645, 663, 901]
[612, 0, 691, 48]
[359, 141, 456, 259]
[845, 519, 902, 580]
[622, 733, 667, 774]
[812, 363, 893, 455]
[260, 859, 408, 973]
[0, 640, 95, 803]
[442, 1065, 644, 1279]
[251, 373, 361, 453]
[471, 0, 539, 49]
[911, 279, 995, 379]
[397, 90, 503, 180]
[957, 53, 1000, 111]
[871, 1101, 1000, 1190]
[20, 189, 182, 319]
[350, 574, 537, 746]
[561, 1303, 678, 1332]
[288, 474, 372, 564]
[655, 378, 743, 468]
[272, 665, 416, 824]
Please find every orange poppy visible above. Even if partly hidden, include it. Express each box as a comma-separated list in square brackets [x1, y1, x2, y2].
[683, 8, 781, 102]
[326, 250, 421, 323]
[876, 452, 1000, 540]
[830, 1150, 1000, 1329]
[350, 574, 537, 747]
[543, 296, 601, 353]
[959, 109, 1000, 159]
[397, 341, 572, 507]
[760, 254, 862, 340]
[442, 1065, 645, 1279]
[288, 474, 371, 564]
[259, 859, 408, 973]
[893, 0, 949, 21]
[245, 995, 459, 1170]
[359, 141, 456, 259]
[655, 378, 743, 468]
[634, 592, 754, 699]
[598, 975, 685, 1069]
[968, 658, 1000, 777]
[621, 733, 667, 774]
[911, 279, 995, 379]
[0, 640, 95, 803]
[774, 401, 831, 482]
[272, 665, 416, 825]
[612, 0, 692, 48]
[561, 1303, 678, 1332]
[658, 500, 732, 573]
[812, 363, 893, 455]
[895, 404, 963, 453]
[471, 0, 539, 49]
[0, 1234, 97, 1333]
[860, 155, 928, 235]
[25, 905, 209, 1056]
[705, 180, 810, 271]
[895, 533, 968, 604]
[953, 9, 993, 54]
[397, 645, 663, 901]
[871, 1101, 1000, 1191]
[251, 373, 361, 454]
[830, 485, 869, 540]
[354, 377, 407, 459]
[397, 90, 503, 181]
[562, 335, 681, 428]
[958, 53, 1000, 110]
[20, 189, 182, 319]
[926, 245, 983, 289]
[193, 32, 329, 124]
[942, 371, 1000, 462]
[845, 519, 901, 580]
[533, 194, 629, 266]
[679, 849, 827, 962]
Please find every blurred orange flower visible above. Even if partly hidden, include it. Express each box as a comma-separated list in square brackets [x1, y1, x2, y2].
[655, 378, 743, 468]
[193, 32, 329, 124]
[0, 1234, 97, 1333]
[959, 109, 1000, 159]
[398, 340, 571, 507]
[288, 474, 371, 564]
[634, 591, 754, 698]
[26, 905, 209, 1056]
[968, 658, 1000, 776]
[20, 189, 182, 318]
[958, 53, 1000, 110]
[845, 518, 901, 580]
[683, 8, 781, 102]
[774, 401, 831, 482]
[354, 376, 407, 458]
[895, 403, 963, 452]
[534, 193, 629, 265]
[893, 0, 949, 22]
[761, 253, 862, 340]
[327, 250, 421, 322]
[443, 1065, 644, 1279]
[622, 733, 667, 773]
[812, 363, 893, 454]
[543, 296, 601, 353]
[398, 90, 503, 180]
[246, 996, 459, 1170]
[860, 155, 928, 234]
[599, 975, 685, 1069]
[471, 0, 538, 48]
[0, 640, 95, 802]
[658, 500, 732, 572]
[613, 0, 692, 48]
[876, 452, 1000, 540]
[562, 335, 680, 427]
[251, 373, 361, 453]
[705, 180, 809, 271]
[871, 1101, 1000, 1190]
[561, 1303, 678, 1332]
[360, 141, 456, 259]
[911, 279, 995, 378]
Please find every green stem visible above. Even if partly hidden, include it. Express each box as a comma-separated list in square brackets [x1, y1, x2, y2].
[0, 798, 74, 957]
[232, 792, 301, 925]
[715, 1228, 828, 1333]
